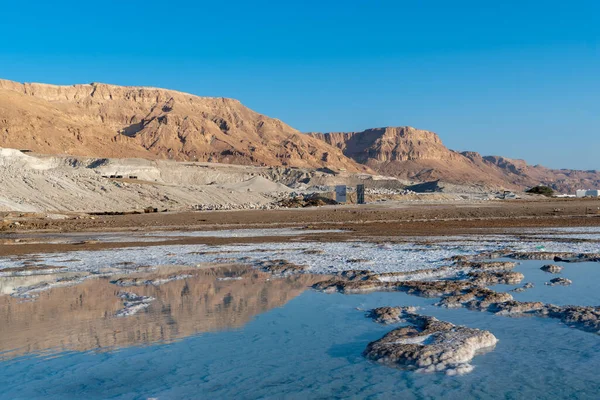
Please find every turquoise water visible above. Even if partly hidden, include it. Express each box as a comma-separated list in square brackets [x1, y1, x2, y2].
[1, 260, 599, 399]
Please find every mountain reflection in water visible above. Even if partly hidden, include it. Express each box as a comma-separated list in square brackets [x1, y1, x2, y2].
[0, 265, 322, 360]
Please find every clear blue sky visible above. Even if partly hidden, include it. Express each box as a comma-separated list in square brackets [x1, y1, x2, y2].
[1, 1, 598, 169]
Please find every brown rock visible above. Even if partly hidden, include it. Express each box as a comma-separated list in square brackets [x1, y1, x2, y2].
[0, 79, 367, 172]
[309, 127, 600, 192]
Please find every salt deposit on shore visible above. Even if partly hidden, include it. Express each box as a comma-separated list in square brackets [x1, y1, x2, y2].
[2, 227, 600, 303]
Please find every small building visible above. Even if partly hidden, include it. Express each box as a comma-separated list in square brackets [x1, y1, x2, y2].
[335, 185, 347, 203]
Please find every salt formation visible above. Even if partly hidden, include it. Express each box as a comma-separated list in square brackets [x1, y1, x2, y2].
[546, 277, 572, 286]
[541, 264, 563, 273]
[364, 307, 498, 375]
[510, 282, 534, 293]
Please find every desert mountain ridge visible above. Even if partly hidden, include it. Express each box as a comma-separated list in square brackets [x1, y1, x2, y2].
[308, 127, 600, 193]
[0, 79, 367, 172]
[0, 79, 598, 192]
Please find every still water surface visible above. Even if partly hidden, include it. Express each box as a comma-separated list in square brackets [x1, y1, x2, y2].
[1, 260, 599, 399]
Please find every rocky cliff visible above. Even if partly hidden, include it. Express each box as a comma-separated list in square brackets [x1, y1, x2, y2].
[0, 79, 367, 172]
[309, 127, 600, 192]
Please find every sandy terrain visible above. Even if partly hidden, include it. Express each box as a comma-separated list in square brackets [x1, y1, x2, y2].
[0, 148, 409, 213]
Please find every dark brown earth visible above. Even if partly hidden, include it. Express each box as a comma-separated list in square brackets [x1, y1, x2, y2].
[1, 198, 599, 257]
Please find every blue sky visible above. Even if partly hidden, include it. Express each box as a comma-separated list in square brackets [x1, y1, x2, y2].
[1, 1, 598, 169]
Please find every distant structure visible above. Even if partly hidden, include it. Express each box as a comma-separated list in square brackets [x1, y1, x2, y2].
[357, 184, 365, 204]
[335, 185, 347, 203]
[576, 189, 600, 198]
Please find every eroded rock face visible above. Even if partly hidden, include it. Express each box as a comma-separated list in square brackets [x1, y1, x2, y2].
[364, 309, 498, 375]
[546, 277, 572, 286]
[541, 264, 563, 273]
[0, 80, 365, 171]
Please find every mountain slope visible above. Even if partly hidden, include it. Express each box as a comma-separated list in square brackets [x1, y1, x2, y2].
[0, 79, 367, 172]
[309, 126, 600, 192]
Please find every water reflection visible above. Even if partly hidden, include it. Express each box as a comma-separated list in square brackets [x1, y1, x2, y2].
[0, 265, 322, 360]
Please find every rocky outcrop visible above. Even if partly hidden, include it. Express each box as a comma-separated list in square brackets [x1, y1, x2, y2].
[363, 308, 498, 375]
[309, 127, 457, 164]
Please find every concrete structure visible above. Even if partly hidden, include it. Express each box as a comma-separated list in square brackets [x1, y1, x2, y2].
[356, 184, 365, 204]
[335, 185, 347, 203]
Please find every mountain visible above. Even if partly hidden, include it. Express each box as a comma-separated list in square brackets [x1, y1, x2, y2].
[0, 79, 367, 172]
[1, 79, 597, 192]
[309, 126, 600, 192]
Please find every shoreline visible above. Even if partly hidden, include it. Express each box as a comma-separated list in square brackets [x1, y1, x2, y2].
[1, 199, 600, 257]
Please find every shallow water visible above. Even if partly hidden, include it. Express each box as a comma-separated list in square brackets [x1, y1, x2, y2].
[1, 259, 599, 399]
